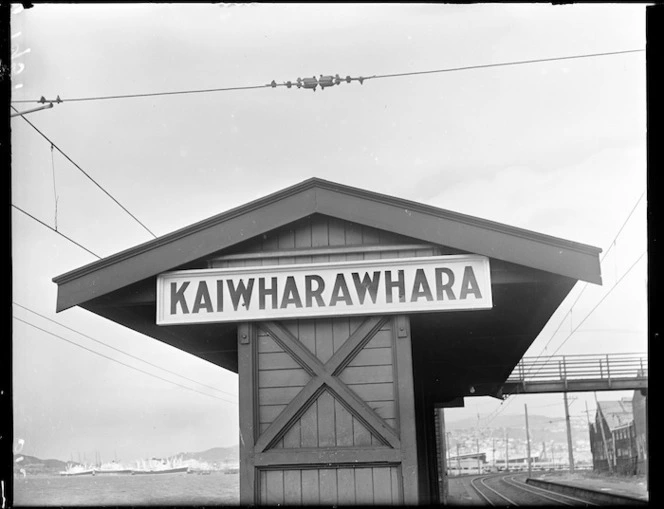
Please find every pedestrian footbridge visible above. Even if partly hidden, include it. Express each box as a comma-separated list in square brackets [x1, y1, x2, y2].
[502, 353, 648, 394]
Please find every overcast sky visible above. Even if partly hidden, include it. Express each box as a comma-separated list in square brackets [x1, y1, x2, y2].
[11, 3, 647, 463]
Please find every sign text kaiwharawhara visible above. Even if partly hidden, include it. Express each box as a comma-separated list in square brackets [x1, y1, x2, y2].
[156, 255, 492, 325]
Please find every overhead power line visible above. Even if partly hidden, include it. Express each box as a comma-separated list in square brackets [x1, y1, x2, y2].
[11, 105, 157, 239]
[12, 203, 101, 259]
[10, 48, 645, 103]
[528, 190, 645, 367]
[13, 301, 238, 401]
[13, 315, 238, 405]
[546, 251, 647, 359]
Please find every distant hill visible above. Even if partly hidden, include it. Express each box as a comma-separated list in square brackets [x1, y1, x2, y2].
[13, 454, 68, 473]
[178, 445, 239, 464]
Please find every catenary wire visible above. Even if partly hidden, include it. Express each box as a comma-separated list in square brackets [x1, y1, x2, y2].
[525, 190, 645, 372]
[483, 251, 646, 426]
[13, 301, 238, 400]
[546, 251, 647, 359]
[11, 105, 157, 239]
[13, 315, 238, 405]
[12, 203, 101, 259]
[10, 48, 645, 104]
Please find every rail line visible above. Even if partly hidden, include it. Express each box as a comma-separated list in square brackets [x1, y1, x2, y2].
[468, 472, 599, 506]
[470, 473, 518, 506]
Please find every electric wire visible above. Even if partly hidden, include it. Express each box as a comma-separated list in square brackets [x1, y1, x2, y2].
[12, 203, 101, 259]
[10, 48, 645, 104]
[482, 249, 647, 427]
[11, 105, 157, 239]
[525, 190, 645, 372]
[13, 301, 239, 401]
[546, 251, 647, 360]
[13, 315, 238, 405]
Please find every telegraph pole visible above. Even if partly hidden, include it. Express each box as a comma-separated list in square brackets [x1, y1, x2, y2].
[492, 438, 496, 471]
[446, 432, 452, 476]
[504, 429, 509, 472]
[476, 438, 481, 475]
[524, 404, 532, 478]
[563, 392, 575, 473]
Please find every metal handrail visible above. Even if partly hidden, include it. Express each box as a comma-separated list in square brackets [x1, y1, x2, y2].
[507, 353, 647, 383]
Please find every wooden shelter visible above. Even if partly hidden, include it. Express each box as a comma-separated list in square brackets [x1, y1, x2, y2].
[53, 178, 602, 504]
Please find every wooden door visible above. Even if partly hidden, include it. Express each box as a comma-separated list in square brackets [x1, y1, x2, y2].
[238, 314, 419, 505]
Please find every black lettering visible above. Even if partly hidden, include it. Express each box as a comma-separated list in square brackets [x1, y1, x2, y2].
[460, 266, 482, 299]
[305, 275, 325, 307]
[352, 271, 381, 304]
[227, 278, 255, 311]
[435, 268, 456, 300]
[192, 281, 213, 313]
[259, 277, 278, 310]
[329, 273, 352, 306]
[410, 268, 433, 302]
[216, 280, 224, 311]
[385, 270, 406, 304]
[280, 276, 303, 308]
[170, 281, 190, 314]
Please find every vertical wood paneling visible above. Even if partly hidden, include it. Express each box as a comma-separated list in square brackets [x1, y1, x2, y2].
[391, 466, 401, 504]
[332, 317, 350, 354]
[311, 217, 329, 248]
[298, 320, 316, 357]
[345, 222, 363, 246]
[353, 416, 372, 446]
[355, 468, 374, 504]
[334, 399, 354, 447]
[284, 470, 302, 505]
[373, 467, 393, 505]
[266, 470, 284, 505]
[319, 469, 338, 505]
[294, 218, 312, 264]
[300, 402, 318, 447]
[337, 468, 356, 504]
[301, 470, 320, 505]
[328, 218, 346, 247]
[283, 419, 301, 449]
[315, 318, 334, 364]
[260, 470, 267, 503]
[317, 391, 336, 447]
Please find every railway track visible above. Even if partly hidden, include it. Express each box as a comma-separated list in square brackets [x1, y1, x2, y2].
[469, 472, 599, 506]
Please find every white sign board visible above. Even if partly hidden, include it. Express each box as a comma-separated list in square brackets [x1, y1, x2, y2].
[156, 255, 492, 325]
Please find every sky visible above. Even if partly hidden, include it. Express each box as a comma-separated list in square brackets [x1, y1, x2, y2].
[10, 3, 648, 464]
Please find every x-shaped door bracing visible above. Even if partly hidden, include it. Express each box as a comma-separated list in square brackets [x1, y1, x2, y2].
[254, 316, 401, 455]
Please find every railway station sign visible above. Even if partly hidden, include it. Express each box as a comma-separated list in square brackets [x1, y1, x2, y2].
[156, 255, 492, 325]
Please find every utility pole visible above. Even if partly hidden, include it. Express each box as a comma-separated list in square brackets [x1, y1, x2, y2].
[445, 432, 452, 476]
[492, 438, 496, 471]
[524, 404, 532, 479]
[504, 430, 509, 472]
[594, 392, 613, 474]
[563, 392, 575, 473]
[476, 438, 481, 475]
[456, 443, 461, 473]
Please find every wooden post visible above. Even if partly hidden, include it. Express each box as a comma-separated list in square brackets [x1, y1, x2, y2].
[594, 392, 613, 474]
[524, 404, 532, 479]
[563, 392, 575, 473]
[476, 438, 481, 475]
[504, 430, 509, 472]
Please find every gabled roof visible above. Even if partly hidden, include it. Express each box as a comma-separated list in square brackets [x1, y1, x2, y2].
[53, 177, 602, 312]
[598, 400, 634, 431]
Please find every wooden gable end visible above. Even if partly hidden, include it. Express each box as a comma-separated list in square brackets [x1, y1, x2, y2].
[204, 213, 465, 269]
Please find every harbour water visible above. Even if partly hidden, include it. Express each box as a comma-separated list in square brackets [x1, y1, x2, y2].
[12, 471, 239, 506]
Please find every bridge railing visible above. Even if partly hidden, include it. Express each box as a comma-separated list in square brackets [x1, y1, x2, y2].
[506, 353, 648, 383]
